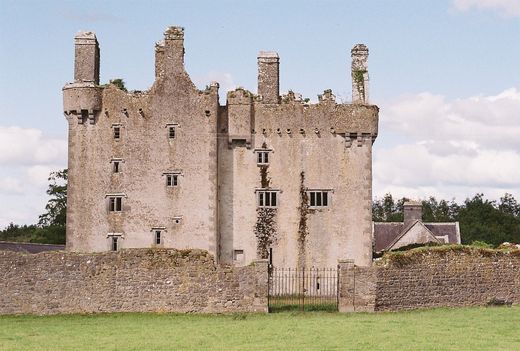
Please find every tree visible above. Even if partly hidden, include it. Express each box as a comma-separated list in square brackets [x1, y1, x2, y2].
[38, 169, 67, 227]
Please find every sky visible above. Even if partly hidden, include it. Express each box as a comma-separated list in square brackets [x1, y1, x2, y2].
[0, 0, 519, 227]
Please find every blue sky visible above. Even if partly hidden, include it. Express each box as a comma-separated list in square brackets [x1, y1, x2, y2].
[0, 0, 519, 226]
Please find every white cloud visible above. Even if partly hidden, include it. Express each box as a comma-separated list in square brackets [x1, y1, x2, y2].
[0, 126, 67, 166]
[374, 88, 520, 202]
[453, 0, 520, 17]
[0, 177, 24, 194]
[0, 126, 67, 228]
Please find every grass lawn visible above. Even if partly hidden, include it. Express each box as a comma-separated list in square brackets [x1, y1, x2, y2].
[1, 307, 519, 351]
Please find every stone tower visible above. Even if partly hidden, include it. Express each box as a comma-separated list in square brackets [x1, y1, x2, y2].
[63, 27, 379, 268]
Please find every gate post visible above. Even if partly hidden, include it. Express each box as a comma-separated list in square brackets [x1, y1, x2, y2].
[338, 259, 355, 312]
[252, 259, 269, 313]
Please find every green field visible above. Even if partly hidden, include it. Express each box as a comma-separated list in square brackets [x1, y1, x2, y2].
[1, 307, 519, 351]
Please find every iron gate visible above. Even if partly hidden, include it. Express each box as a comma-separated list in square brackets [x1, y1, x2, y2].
[268, 266, 339, 312]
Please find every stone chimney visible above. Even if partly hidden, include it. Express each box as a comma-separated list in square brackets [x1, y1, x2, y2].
[257, 51, 280, 104]
[351, 44, 369, 104]
[403, 200, 422, 226]
[155, 26, 185, 77]
[74, 31, 100, 84]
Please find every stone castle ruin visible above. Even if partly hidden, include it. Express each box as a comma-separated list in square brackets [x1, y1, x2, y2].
[63, 26, 379, 268]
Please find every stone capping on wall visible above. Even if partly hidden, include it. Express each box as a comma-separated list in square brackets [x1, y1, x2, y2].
[0, 249, 269, 315]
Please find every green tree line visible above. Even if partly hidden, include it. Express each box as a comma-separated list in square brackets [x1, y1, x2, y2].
[1, 169, 519, 247]
[373, 193, 520, 246]
[0, 169, 67, 244]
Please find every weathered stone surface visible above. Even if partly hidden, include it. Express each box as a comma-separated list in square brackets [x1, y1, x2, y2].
[0, 249, 268, 315]
[338, 248, 520, 312]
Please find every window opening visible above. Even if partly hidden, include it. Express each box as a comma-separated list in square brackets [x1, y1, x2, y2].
[166, 174, 178, 187]
[111, 236, 118, 251]
[308, 191, 329, 208]
[113, 126, 121, 140]
[258, 191, 278, 208]
[109, 197, 123, 212]
[168, 126, 176, 139]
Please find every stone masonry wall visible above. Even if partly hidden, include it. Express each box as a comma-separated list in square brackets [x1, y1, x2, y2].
[339, 247, 520, 312]
[374, 248, 520, 311]
[0, 249, 268, 315]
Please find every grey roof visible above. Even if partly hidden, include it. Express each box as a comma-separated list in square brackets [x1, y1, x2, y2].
[0, 241, 65, 254]
[374, 222, 460, 252]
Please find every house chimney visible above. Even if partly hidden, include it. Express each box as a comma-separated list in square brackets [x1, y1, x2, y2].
[403, 200, 422, 226]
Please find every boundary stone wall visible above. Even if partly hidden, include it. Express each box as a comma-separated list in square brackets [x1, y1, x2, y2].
[339, 247, 520, 312]
[0, 249, 268, 315]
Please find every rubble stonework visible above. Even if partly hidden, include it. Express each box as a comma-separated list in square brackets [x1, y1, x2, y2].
[63, 26, 378, 268]
[0, 249, 268, 315]
[1, 248, 519, 315]
[338, 248, 520, 312]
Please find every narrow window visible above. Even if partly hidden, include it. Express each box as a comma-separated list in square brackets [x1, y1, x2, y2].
[256, 151, 269, 165]
[233, 249, 244, 262]
[113, 126, 121, 140]
[168, 126, 176, 139]
[113, 161, 120, 173]
[166, 174, 178, 187]
[155, 230, 162, 245]
[109, 197, 123, 212]
[111, 237, 118, 251]
[258, 191, 278, 208]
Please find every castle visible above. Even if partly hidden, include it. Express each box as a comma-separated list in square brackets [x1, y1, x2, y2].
[62, 26, 379, 268]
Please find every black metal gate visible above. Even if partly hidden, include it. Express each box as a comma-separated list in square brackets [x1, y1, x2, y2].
[268, 266, 339, 312]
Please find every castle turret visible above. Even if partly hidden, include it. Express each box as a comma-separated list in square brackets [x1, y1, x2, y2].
[257, 51, 280, 104]
[63, 31, 102, 124]
[155, 26, 185, 78]
[351, 44, 369, 104]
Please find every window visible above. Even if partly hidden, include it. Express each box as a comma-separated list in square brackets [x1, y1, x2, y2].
[257, 151, 269, 165]
[168, 126, 176, 139]
[111, 236, 119, 251]
[258, 191, 278, 208]
[308, 191, 329, 208]
[113, 161, 120, 173]
[166, 174, 178, 187]
[109, 197, 123, 212]
[233, 249, 244, 262]
[113, 126, 121, 140]
[155, 230, 162, 245]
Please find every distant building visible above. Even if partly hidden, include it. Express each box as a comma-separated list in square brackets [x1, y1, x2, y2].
[373, 201, 461, 253]
[62, 26, 379, 268]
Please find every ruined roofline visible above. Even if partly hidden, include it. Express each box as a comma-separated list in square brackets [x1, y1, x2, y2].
[226, 86, 378, 108]
[66, 26, 375, 107]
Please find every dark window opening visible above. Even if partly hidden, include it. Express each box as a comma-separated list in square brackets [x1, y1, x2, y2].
[166, 174, 178, 187]
[113, 126, 121, 139]
[111, 237, 118, 251]
[113, 161, 120, 173]
[155, 231, 161, 245]
[168, 126, 176, 139]
[309, 191, 329, 208]
[257, 151, 269, 165]
[109, 197, 123, 212]
[258, 191, 278, 208]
